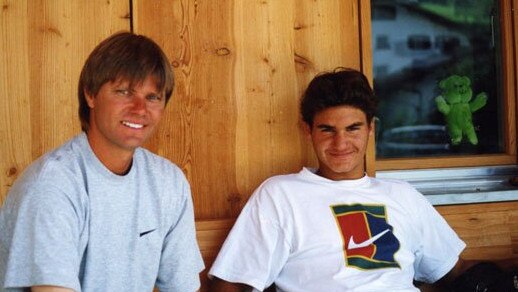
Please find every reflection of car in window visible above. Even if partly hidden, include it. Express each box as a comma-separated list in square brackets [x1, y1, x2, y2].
[377, 125, 450, 157]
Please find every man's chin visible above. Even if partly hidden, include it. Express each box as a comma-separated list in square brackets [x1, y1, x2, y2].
[119, 137, 148, 150]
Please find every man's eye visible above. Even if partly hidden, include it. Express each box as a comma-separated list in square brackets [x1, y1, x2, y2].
[147, 95, 162, 102]
[115, 89, 130, 96]
[320, 128, 334, 133]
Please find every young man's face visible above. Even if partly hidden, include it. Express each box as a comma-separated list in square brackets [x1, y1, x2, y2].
[85, 76, 165, 157]
[305, 105, 373, 180]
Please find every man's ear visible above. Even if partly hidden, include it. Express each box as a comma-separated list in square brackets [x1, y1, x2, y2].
[369, 119, 375, 136]
[84, 89, 95, 108]
[302, 122, 312, 139]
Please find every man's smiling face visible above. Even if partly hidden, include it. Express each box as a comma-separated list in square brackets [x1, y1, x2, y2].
[85, 75, 165, 157]
[305, 105, 373, 181]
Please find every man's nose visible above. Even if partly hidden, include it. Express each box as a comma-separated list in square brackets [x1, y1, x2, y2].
[332, 132, 349, 148]
[130, 96, 147, 113]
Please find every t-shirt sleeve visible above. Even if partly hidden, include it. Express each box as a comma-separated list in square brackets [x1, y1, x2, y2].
[2, 185, 82, 291]
[411, 189, 466, 283]
[156, 179, 204, 292]
[208, 185, 291, 291]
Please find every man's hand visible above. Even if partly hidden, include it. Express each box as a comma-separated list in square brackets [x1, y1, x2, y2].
[210, 277, 254, 292]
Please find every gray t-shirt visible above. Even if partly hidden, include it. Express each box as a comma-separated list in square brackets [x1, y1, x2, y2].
[0, 133, 204, 291]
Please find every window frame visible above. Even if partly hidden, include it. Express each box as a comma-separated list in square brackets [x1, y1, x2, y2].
[362, 0, 517, 173]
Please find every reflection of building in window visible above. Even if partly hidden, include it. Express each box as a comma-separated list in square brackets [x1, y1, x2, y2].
[435, 35, 460, 53]
[372, 5, 396, 20]
[407, 35, 432, 50]
[376, 35, 390, 49]
[371, 3, 469, 78]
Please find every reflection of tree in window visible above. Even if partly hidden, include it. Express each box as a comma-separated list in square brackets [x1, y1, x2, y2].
[408, 35, 432, 50]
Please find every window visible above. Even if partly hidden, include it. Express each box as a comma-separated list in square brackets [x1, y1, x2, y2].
[407, 35, 432, 50]
[374, 65, 389, 78]
[370, 0, 517, 204]
[376, 35, 390, 50]
[372, 5, 396, 20]
[435, 35, 460, 53]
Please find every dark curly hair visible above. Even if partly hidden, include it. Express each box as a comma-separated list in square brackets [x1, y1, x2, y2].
[300, 68, 378, 126]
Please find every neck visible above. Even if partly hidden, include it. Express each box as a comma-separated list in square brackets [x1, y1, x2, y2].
[86, 133, 135, 175]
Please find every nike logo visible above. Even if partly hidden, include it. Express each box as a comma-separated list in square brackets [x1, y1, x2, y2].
[347, 229, 390, 250]
[139, 229, 156, 237]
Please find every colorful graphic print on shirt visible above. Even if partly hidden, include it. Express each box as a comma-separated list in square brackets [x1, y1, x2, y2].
[331, 204, 400, 270]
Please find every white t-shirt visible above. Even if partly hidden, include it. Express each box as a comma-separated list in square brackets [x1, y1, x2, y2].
[209, 168, 465, 292]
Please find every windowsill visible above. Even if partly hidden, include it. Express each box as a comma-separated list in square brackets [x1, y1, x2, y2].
[376, 165, 518, 206]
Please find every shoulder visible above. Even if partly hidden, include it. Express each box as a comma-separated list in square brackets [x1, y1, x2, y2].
[11, 135, 87, 194]
[252, 172, 305, 197]
[2, 134, 97, 221]
[243, 172, 309, 210]
[261, 172, 301, 187]
[1, 138, 88, 231]
[135, 148, 187, 181]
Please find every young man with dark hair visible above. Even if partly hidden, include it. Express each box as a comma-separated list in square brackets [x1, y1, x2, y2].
[0, 32, 204, 291]
[209, 68, 466, 291]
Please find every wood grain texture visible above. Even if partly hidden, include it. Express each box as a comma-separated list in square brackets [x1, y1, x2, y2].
[134, 0, 363, 219]
[196, 218, 236, 290]
[0, 0, 129, 204]
[437, 201, 518, 262]
[377, 154, 517, 170]
[358, 0, 376, 176]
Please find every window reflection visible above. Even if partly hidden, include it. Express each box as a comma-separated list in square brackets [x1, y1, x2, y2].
[372, 0, 503, 159]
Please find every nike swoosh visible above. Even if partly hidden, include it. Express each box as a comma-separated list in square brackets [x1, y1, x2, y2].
[347, 229, 390, 250]
[139, 229, 156, 237]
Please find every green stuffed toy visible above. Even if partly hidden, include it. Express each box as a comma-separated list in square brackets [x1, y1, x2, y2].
[435, 75, 487, 145]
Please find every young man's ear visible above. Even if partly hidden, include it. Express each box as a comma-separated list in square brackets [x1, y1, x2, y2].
[369, 119, 375, 136]
[84, 89, 95, 108]
[302, 122, 312, 139]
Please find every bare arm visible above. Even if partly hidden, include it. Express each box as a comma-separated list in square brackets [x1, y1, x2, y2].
[210, 277, 254, 292]
[32, 286, 74, 292]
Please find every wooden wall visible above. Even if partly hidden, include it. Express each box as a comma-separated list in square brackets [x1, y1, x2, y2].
[1, 1, 517, 291]
[133, 0, 367, 219]
[0, 0, 368, 219]
[0, 0, 129, 203]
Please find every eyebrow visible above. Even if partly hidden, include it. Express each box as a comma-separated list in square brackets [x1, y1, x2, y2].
[315, 121, 365, 130]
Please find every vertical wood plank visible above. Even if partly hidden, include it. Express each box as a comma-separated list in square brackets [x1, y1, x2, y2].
[0, 0, 129, 205]
[358, 0, 377, 176]
[134, 0, 362, 219]
[134, 0, 242, 218]
[0, 1, 31, 203]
